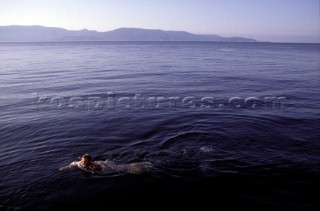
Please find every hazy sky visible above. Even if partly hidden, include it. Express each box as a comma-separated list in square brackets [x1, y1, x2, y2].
[0, 0, 319, 42]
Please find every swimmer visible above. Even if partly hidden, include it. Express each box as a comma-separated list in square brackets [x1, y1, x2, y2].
[59, 153, 102, 172]
[59, 153, 152, 174]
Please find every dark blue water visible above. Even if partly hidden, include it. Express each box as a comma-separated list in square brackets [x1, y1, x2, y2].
[0, 42, 319, 210]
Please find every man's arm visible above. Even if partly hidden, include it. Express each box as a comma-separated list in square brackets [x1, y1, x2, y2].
[59, 162, 78, 171]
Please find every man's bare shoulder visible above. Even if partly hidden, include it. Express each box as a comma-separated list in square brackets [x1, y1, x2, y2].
[91, 162, 103, 170]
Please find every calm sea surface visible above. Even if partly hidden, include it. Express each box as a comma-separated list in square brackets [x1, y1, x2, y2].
[0, 42, 319, 210]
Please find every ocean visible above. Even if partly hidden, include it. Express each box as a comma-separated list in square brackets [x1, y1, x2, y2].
[0, 42, 319, 210]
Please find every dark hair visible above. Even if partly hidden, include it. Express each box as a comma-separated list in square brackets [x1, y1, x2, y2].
[82, 153, 92, 161]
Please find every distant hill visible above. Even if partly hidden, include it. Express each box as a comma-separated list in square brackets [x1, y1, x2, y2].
[0, 25, 257, 42]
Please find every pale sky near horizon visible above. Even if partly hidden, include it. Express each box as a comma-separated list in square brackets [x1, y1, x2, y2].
[0, 0, 319, 43]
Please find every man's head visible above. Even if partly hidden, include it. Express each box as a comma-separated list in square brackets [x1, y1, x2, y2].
[81, 153, 92, 166]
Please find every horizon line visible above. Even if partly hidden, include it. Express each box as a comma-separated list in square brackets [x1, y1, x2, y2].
[1, 24, 320, 44]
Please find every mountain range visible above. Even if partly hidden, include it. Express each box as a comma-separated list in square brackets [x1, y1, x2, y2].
[0, 25, 257, 42]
